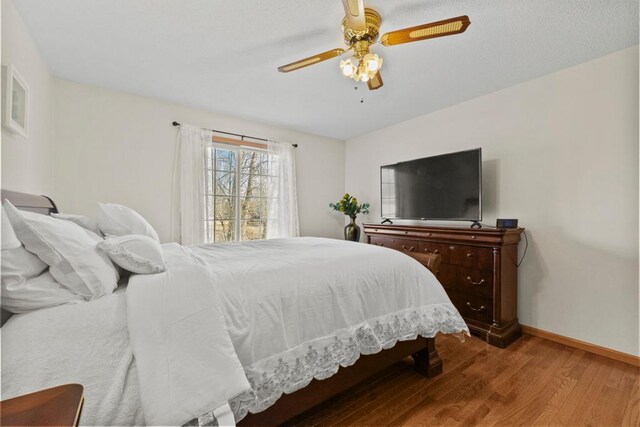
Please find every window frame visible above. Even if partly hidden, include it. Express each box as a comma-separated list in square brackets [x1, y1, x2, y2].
[205, 142, 275, 243]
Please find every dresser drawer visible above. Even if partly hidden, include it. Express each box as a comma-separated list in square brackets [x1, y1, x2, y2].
[404, 252, 441, 274]
[418, 242, 450, 263]
[447, 244, 493, 270]
[447, 289, 493, 324]
[439, 264, 493, 298]
[369, 236, 393, 248]
[390, 239, 420, 254]
[369, 237, 422, 257]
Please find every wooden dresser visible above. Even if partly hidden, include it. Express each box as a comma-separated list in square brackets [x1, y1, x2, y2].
[363, 223, 524, 348]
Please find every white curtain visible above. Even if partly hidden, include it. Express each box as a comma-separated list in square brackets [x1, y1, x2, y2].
[266, 140, 299, 238]
[171, 124, 212, 245]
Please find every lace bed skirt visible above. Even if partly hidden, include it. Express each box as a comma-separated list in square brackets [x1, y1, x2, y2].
[186, 303, 468, 426]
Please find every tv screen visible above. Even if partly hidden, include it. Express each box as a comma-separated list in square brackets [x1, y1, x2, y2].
[380, 148, 482, 221]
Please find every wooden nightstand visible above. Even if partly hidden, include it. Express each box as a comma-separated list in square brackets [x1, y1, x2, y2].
[0, 384, 84, 426]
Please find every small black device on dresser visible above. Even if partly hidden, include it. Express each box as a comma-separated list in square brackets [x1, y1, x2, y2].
[496, 218, 518, 229]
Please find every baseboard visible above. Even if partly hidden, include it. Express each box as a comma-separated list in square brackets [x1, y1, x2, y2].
[521, 325, 640, 367]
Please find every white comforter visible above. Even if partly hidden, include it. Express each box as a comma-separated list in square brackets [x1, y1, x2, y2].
[2, 237, 468, 426]
[128, 237, 468, 425]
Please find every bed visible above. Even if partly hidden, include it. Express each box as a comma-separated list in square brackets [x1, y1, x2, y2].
[1, 190, 468, 426]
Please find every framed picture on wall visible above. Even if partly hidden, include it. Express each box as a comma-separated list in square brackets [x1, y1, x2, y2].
[2, 64, 29, 138]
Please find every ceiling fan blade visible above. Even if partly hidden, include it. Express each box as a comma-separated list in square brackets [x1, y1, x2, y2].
[277, 48, 345, 73]
[381, 15, 470, 47]
[342, 0, 366, 31]
[367, 71, 383, 90]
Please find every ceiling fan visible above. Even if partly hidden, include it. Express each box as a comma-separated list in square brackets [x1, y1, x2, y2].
[277, 0, 470, 90]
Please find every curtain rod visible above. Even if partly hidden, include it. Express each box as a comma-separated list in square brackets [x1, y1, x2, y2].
[172, 121, 298, 148]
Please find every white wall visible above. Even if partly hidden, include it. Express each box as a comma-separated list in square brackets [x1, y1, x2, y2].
[52, 79, 345, 242]
[346, 46, 639, 356]
[1, 0, 54, 194]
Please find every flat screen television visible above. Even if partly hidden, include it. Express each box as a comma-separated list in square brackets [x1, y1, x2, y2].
[380, 148, 482, 222]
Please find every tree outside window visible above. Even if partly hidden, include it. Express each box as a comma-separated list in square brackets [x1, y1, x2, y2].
[204, 146, 278, 243]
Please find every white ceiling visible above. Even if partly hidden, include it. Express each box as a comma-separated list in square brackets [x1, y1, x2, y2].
[13, 0, 639, 140]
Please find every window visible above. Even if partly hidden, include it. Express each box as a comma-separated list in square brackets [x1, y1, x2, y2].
[204, 145, 278, 243]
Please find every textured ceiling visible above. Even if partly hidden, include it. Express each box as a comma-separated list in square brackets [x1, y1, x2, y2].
[13, 0, 639, 140]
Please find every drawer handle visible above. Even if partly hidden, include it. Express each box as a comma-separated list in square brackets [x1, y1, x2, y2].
[466, 253, 473, 257]
[466, 276, 486, 286]
[449, 246, 455, 250]
[424, 249, 439, 254]
[401, 245, 416, 252]
[466, 302, 486, 312]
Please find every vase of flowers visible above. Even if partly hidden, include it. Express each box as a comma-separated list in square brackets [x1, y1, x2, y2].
[329, 193, 370, 242]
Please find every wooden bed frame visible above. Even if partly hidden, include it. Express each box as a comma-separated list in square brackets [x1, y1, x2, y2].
[0, 189, 444, 426]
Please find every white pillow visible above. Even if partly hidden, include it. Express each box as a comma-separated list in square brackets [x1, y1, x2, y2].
[2, 269, 83, 314]
[97, 203, 159, 241]
[97, 235, 166, 274]
[1, 242, 48, 283]
[4, 201, 119, 300]
[51, 213, 102, 236]
[2, 205, 47, 279]
[2, 205, 47, 286]
[2, 205, 21, 250]
[2, 206, 81, 313]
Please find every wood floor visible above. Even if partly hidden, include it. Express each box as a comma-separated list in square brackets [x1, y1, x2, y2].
[289, 333, 639, 426]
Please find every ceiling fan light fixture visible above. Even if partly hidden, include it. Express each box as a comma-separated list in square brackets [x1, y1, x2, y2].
[277, 3, 471, 91]
[340, 58, 356, 77]
[364, 53, 382, 72]
[357, 62, 370, 82]
[340, 52, 383, 83]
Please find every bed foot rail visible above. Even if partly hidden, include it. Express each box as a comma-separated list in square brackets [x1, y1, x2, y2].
[413, 337, 442, 378]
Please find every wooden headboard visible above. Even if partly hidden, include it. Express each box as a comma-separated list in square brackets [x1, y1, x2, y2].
[1, 189, 58, 215]
[1, 189, 58, 325]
